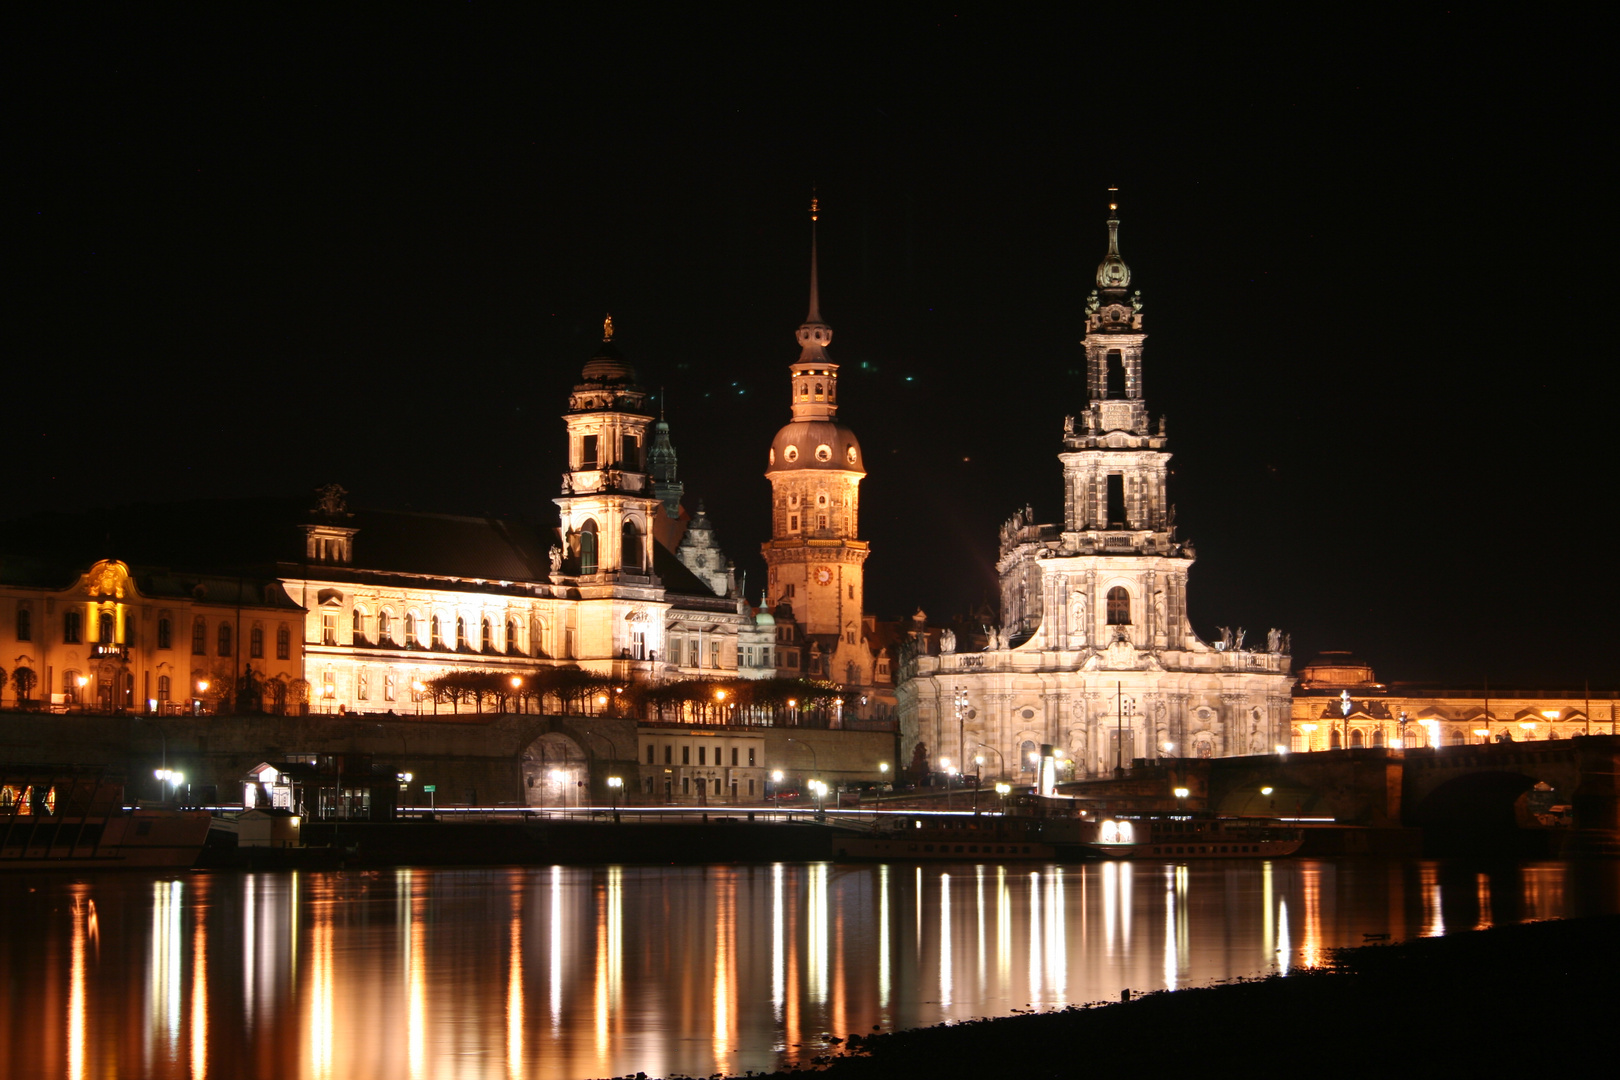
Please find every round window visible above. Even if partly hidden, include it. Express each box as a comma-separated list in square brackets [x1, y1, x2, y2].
[1022, 708, 1035, 720]
[784, 445, 799, 463]
[846, 445, 858, 464]
[815, 444, 832, 462]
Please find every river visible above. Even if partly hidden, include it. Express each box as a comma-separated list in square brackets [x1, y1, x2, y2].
[3, 857, 1617, 1079]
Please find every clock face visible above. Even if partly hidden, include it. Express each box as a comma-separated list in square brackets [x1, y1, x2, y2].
[814, 567, 833, 586]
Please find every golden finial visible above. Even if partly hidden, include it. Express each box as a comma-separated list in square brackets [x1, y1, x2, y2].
[810, 191, 819, 222]
[603, 314, 614, 342]
[1108, 185, 1119, 214]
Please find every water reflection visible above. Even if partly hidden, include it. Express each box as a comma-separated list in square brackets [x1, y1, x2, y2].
[3, 857, 1617, 1080]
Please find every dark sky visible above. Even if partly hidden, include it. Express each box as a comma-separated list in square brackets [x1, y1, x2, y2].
[13, 9, 1612, 688]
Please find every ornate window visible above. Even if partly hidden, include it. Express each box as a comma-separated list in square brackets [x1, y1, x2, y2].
[579, 520, 598, 575]
[321, 612, 336, 646]
[431, 615, 443, 649]
[622, 519, 643, 571]
[377, 611, 391, 644]
[480, 617, 492, 651]
[384, 673, 396, 701]
[357, 669, 369, 701]
[1106, 587, 1131, 625]
[405, 612, 419, 646]
[507, 618, 518, 653]
[98, 612, 115, 643]
[158, 675, 171, 702]
[456, 617, 468, 651]
[192, 616, 207, 655]
[352, 608, 366, 644]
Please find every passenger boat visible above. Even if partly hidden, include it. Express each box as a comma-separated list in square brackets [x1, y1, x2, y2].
[1, 767, 212, 870]
[1078, 815, 1303, 859]
[830, 813, 1092, 862]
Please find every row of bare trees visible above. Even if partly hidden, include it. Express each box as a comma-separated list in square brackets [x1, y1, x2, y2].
[418, 667, 852, 725]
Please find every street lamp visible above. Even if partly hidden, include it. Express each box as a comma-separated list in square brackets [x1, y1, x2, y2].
[770, 769, 784, 812]
[995, 782, 1011, 814]
[412, 680, 426, 715]
[1394, 710, 1408, 749]
[509, 675, 522, 714]
[606, 775, 623, 822]
[1338, 689, 1352, 749]
[155, 768, 184, 802]
[953, 687, 968, 779]
[809, 779, 827, 820]
[550, 768, 567, 809]
[975, 743, 1005, 781]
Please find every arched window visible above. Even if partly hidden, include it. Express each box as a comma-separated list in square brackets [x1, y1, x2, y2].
[431, 615, 443, 649]
[1106, 587, 1132, 625]
[250, 625, 264, 658]
[98, 612, 115, 643]
[276, 623, 291, 660]
[16, 606, 31, 641]
[192, 617, 207, 655]
[506, 618, 518, 654]
[352, 608, 366, 644]
[158, 675, 171, 702]
[622, 519, 643, 572]
[1106, 350, 1125, 398]
[64, 670, 82, 704]
[218, 622, 232, 657]
[405, 612, 419, 647]
[579, 520, 599, 575]
[815, 382, 824, 397]
[157, 616, 172, 650]
[456, 617, 468, 650]
[1021, 740, 1038, 773]
[532, 617, 547, 659]
[1350, 728, 1365, 748]
[480, 617, 492, 651]
[377, 611, 391, 644]
[123, 611, 135, 647]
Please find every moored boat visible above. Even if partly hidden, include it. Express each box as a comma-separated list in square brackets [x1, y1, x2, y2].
[1, 767, 212, 870]
[1078, 814, 1303, 859]
[831, 813, 1093, 862]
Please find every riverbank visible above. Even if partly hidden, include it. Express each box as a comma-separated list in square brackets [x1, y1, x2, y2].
[717, 914, 1618, 1078]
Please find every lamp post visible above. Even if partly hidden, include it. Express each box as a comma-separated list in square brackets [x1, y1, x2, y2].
[995, 782, 1011, 815]
[1337, 689, 1352, 749]
[770, 770, 784, 813]
[1395, 710, 1408, 749]
[154, 769, 184, 804]
[953, 686, 968, 784]
[411, 680, 426, 716]
[606, 776, 622, 823]
[509, 675, 522, 714]
[975, 743, 1005, 781]
[1114, 683, 1135, 779]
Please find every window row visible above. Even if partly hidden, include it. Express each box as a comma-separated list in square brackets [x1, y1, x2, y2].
[645, 743, 760, 767]
[337, 610, 561, 657]
[16, 608, 291, 659]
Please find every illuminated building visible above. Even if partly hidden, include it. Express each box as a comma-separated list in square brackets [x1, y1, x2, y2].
[759, 201, 896, 720]
[897, 202, 1294, 778]
[0, 558, 303, 713]
[1290, 652, 1616, 748]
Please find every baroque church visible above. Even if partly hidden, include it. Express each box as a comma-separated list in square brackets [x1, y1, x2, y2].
[895, 203, 1295, 782]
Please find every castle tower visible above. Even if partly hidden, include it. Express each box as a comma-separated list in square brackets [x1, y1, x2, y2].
[762, 200, 872, 686]
[554, 316, 662, 584]
[647, 396, 683, 519]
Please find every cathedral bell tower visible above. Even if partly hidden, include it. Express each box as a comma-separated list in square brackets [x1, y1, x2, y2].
[763, 199, 871, 685]
[555, 316, 661, 583]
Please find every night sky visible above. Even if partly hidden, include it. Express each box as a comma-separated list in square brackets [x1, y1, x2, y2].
[13, 9, 1611, 688]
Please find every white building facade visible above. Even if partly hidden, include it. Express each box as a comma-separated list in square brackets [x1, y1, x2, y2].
[898, 204, 1294, 781]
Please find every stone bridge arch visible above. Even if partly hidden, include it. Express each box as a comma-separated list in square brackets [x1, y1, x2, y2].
[516, 716, 639, 808]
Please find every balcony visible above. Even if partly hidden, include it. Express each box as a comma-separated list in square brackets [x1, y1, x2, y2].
[89, 642, 129, 661]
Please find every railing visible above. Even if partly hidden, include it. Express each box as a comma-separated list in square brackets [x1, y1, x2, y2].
[89, 642, 128, 661]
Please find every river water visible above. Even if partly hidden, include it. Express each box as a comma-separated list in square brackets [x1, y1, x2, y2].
[3, 857, 1617, 1080]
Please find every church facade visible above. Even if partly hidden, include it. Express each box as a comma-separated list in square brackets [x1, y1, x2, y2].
[896, 204, 1294, 782]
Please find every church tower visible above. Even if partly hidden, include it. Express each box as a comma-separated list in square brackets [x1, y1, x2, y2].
[762, 200, 872, 686]
[554, 316, 662, 585]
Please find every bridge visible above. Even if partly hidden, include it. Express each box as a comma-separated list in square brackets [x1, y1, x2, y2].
[1060, 735, 1620, 842]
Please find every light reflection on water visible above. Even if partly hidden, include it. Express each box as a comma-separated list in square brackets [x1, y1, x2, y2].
[3, 857, 1617, 1080]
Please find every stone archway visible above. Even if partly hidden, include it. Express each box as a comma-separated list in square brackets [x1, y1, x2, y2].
[521, 731, 588, 809]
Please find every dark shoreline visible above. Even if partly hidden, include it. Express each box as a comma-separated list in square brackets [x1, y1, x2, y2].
[646, 915, 1617, 1079]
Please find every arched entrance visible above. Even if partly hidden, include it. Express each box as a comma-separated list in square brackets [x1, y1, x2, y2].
[521, 731, 588, 809]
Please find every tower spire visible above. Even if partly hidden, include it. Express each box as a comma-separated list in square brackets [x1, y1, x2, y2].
[1096, 188, 1131, 290]
[807, 192, 822, 323]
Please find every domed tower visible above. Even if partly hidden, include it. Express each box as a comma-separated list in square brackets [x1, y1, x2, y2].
[554, 316, 661, 584]
[762, 200, 871, 686]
